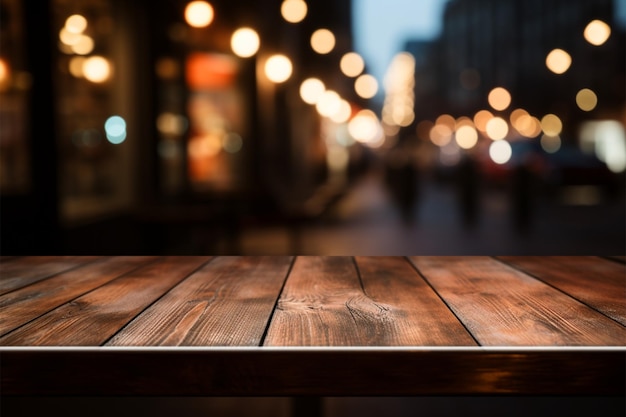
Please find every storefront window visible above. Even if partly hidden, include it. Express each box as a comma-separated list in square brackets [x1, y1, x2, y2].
[154, 2, 253, 198]
[53, 0, 133, 222]
[185, 52, 247, 193]
[0, 0, 30, 194]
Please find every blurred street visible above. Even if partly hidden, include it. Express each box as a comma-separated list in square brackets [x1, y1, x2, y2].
[239, 167, 625, 255]
[1, 0, 624, 255]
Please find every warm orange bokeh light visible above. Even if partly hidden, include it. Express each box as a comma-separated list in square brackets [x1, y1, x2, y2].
[486, 117, 508, 140]
[354, 74, 378, 99]
[488, 87, 511, 111]
[473, 110, 493, 132]
[546, 49, 571, 74]
[340, 52, 365, 77]
[281, 0, 308, 23]
[584, 20, 611, 46]
[311, 29, 336, 54]
[435, 114, 456, 132]
[541, 114, 563, 136]
[231, 28, 260, 58]
[429, 124, 453, 147]
[576, 88, 598, 111]
[185, 1, 214, 28]
[455, 125, 478, 149]
[83, 56, 111, 83]
[300, 78, 325, 104]
[264, 54, 293, 83]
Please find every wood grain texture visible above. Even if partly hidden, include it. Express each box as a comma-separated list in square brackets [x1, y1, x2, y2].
[409, 256, 626, 346]
[0, 257, 156, 336]
[353, 256, 477, 345]
[2, 349, 623, 396]
[0, 256, 100, 295]
[107, 256, 292, 346]
[0, 257, 210, 346]
[264, 256, 364, 345]
[497, 256, 626, 326]
[266, 256, 475, 346]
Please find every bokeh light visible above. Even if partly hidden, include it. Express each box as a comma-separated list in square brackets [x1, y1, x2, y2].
[354, 74, 378, 99]
[576, 88, 598, 112]
[455, 117, 474, 130]
[473, 110, 493, 132]
[59, 28, 81, 46]
[486, 117, 509, 140]
[455, 125, 478, 149]
[429, 124, 453, 147]
[340, 52, 365, 77]
[510, 109, 529, 127]
[65, 14, 87, 34]
[546, 48, 571, 74]
[157, 112, 188, 136]
[264, 54, 292, 83]
[231, 28, 260, 58]
[584, 20, 611, 46]
[281, 0, 308, 23]
[435, 114, 456, 132]
[83, 56, 111, 83]
[541, 114, 563, 136]
[511, 109, 542, 138]
[299, 78, 325, 104]
[348, 109, 382, 145]
[104, 115, 127, 144]
[311, 29, 336, 54]
[0, 58, 10, 83]
[71, 35, 94, 55]
[330, 100, 352, 124]
[316, 90, 341, 118]
[541, 134, 561, 153]
[391, 105, 414, 127]
[489, 140, 512, 164]
[488, 87, 511, 111]
[184, 1, 214, 28]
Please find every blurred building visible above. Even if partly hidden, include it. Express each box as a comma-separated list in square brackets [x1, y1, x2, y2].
[1, 0, 624, 255]
[403, 0, 625, 189]
[435, 0, 625, 124]
[0, 0, 365, 254]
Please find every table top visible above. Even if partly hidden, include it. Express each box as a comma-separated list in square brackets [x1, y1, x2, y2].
[1, 255, 625, 395]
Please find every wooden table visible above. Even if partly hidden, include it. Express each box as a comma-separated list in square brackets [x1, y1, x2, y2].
[1, 256, 624, 397]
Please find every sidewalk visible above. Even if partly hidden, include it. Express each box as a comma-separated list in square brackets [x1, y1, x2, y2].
[238, 171, 625, 255]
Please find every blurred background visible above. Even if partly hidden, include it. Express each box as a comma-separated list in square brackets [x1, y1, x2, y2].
[1, 0, 624, 255]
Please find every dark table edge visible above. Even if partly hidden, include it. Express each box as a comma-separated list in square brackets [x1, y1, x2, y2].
[1, 347, 624, 396]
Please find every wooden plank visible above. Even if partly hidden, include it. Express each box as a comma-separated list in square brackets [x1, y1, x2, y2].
[2, 349, 623, 396]
[0, 257, 157, 336]
[266, 256, 474, 346]
[353, 256, 477, 345]
[107, 256, 293, 346]
[497, 256, 626, 326]
[0, 256, 100, 295]
[0, 257, 210, 346]
[264, 256, 364, 346]
[408, 256, 626, 346]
